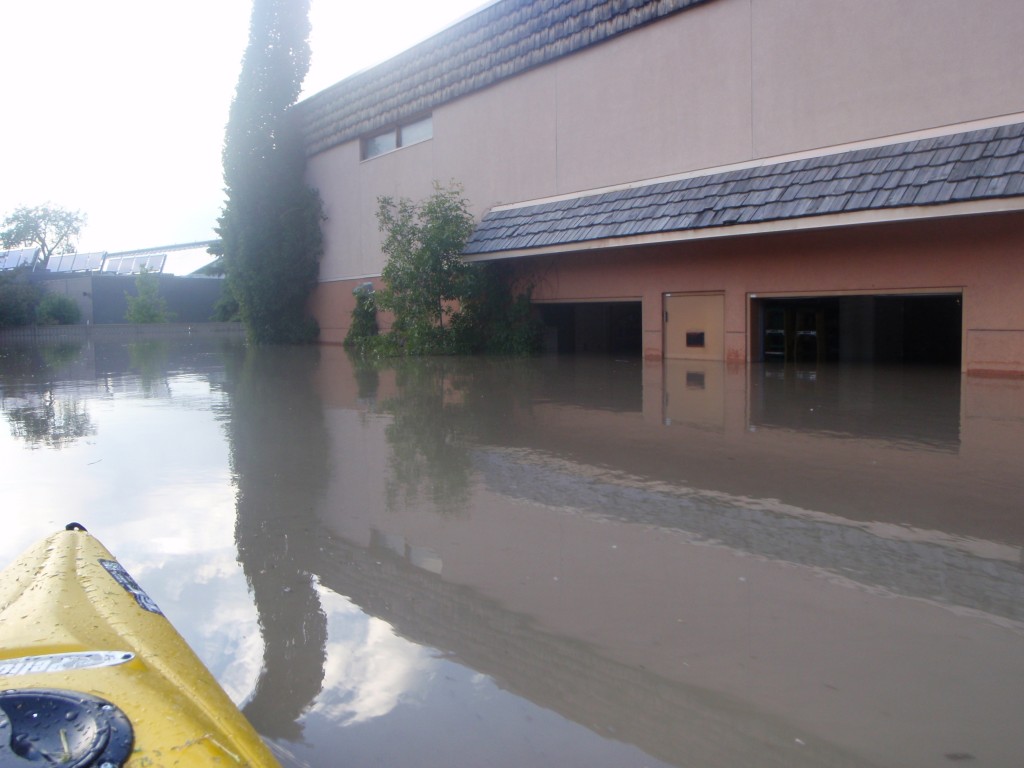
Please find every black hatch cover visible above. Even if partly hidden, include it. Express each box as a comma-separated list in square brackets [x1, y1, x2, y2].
[0, 689, 133, 767]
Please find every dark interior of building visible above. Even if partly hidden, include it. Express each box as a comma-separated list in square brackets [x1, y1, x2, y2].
[537, 294, 962, 365]
[538, 302, 643, 356]
[754, 294, 962, 366]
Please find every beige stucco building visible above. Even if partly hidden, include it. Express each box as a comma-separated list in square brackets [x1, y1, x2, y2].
[297, 0, 1024, 376]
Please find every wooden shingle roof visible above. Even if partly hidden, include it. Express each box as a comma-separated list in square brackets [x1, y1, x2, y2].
[464, 121, 1024, 256]
[296, 0, 712, 156]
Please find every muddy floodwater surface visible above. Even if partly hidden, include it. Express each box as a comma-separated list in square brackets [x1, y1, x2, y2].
[1, 335, 1023, 767]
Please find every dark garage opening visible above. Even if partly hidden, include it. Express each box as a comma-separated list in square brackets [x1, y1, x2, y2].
[753, 294, 962, 366]
[538, 301, 642, 355]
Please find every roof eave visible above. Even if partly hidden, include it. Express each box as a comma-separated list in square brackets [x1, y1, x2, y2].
[461, 197, 1024, 262]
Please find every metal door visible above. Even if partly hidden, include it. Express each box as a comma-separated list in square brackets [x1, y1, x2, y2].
[664, 293, 724, 360]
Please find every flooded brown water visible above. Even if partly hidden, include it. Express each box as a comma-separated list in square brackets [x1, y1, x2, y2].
[2, 335, 1023, 767]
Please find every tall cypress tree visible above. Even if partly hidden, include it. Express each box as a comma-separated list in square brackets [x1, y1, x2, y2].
[219, 0, 323, 344]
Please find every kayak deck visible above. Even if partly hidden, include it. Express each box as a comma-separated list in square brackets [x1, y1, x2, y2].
[0, 526, 279, 767]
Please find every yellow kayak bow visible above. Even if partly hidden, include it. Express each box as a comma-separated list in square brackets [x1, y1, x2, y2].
[0, 524, 279, 767]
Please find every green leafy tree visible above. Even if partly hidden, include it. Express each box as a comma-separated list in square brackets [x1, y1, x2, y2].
[364, 183, 541, 356]
[0, 269, 43, 328]
[1, 204, 86, 270]
[450, 261, 541, 355]
[375, 183, 476, 354]
[198, 240, 241, 321]
[218, 0, 323, 344]
[125, 269, 173, 323]
[343, 282, 379, 349]
[36, 292, 81, 325]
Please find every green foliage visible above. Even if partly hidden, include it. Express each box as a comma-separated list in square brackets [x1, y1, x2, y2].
[450, 261, 543, 355]
[343, 282, 379, 349]
[199, 241, 242, 321]
[375, 182, 476, 354]
[197, 240, 227, 277]
[1, 204, 86, 269]
[0, 269, 43, 328]
[358, 183, 541, 357]
[211, 285, 241, 322]
[125, 269, 173, 323]
[218, 0, 323, 345]
[36, 292, 81, 325]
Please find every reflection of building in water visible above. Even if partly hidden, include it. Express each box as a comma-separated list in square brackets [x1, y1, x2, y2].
[473, 448, 1024, 623]
[306, 528, 866, 768]
[300, 350, 1024, 768]
[748, 364, 962, 450]
[662, 360, 964, 449]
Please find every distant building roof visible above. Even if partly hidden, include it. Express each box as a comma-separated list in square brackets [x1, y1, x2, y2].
[296, 0, 712, 156]
[107, 240, 215, 258]
[107, 241, 217, 276]
[464, 120, 1024, 257]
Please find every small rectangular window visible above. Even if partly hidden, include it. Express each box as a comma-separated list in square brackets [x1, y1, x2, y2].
[362, 115, 433, 160]
[364, 130, 397, 159]
[400, 115, 432, 146]
[685, 332, 705, 348]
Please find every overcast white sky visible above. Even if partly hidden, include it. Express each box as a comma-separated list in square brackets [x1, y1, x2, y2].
[0, 0, 487, 255]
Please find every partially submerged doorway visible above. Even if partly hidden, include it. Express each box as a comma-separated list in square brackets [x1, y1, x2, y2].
[538, 301, 642, 355]
[750, 293, 962, 366]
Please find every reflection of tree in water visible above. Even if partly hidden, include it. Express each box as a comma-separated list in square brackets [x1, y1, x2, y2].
[127, 341, 172, 396]
[39, 342, 84, 370]
[382, 360, 474, 516]
[1, 341, 95, 449]
[223, 349, 541, 742]
[223, 345, 331, 741]
[4, 389, 95, 449]
[358, 355, 541, 517]
[0, 341, 81, 377]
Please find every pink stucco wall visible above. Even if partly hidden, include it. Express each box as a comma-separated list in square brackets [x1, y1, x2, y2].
[311, 211, 1024, 376]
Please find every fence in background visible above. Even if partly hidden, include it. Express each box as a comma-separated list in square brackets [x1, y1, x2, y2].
[0, 323, 244, 343]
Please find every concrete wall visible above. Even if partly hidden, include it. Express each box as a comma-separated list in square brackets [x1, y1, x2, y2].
[36, 274, 227, 325]
[38, 276, 94, 323]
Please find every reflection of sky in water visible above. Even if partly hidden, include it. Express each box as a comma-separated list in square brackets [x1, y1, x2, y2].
[311, 586, 436, 725]
[296, 585, 676, 768]
[0, 372, 261, 705]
